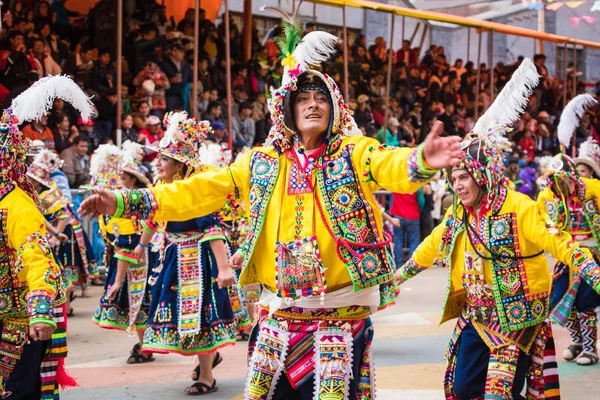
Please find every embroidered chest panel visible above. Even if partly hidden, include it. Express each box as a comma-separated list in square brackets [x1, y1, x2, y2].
[545, 195, 600, 242]
[316, 144, 394, 290]
[0, 209, 26, 317]
[486, 213, 547, 331]
[243, 152, 280, 268]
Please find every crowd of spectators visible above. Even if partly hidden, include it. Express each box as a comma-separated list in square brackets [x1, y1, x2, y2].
[1, 0, 600, 205]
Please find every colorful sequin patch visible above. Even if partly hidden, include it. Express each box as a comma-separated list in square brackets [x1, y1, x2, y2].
[177, 241, 202, 336]
[314, 329, 353, 400]
[275, 236, 326, 298]
[121, 189, 159, 222]
[245, 320, 289, 400]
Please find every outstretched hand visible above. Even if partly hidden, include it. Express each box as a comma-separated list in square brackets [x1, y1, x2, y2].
[78, 189, 118, 219]
[422, 121, 463, 170]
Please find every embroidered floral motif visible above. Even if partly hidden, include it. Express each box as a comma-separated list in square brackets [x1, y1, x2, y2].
[120, 189, 159, 221]
[407, 147, 436, 183]
[26, 290, 54, 322]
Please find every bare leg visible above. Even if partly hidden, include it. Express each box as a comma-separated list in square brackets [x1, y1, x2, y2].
[187, 353, 216, 393]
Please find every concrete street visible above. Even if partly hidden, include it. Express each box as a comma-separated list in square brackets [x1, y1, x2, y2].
[62, 266, 600, 399]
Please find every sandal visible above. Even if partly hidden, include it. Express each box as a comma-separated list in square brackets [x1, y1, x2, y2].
[577, 352, 599, 366]
[126, 352, 155, 364]
[191, 352, 223, 381]
[236, 332, 250, 341]
[186, 380, 218, 396]
[563, 343, 583, 361]
[126, 343, 155, 364]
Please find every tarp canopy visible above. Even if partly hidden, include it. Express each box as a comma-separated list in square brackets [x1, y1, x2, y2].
[69, 0, 222, 24]
[310, 0, 600, 50]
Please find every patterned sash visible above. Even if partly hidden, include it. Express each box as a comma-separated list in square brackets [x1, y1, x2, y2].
[127, 256, 148, 334]
[177, 240, 203, 336]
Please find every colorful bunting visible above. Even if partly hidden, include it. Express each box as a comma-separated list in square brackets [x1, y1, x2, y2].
[566, 1, 585, 8]
[592, 0, 600, 11]
[547, 2, 565, 10]
[582, 15, 598, 22]
[569, 16, 582, 27]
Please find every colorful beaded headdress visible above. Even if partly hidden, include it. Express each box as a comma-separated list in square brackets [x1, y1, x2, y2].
[539, 93, 598, 189]
[27, 148, 64, 188]
[88, 144, 123, 190]
[0, 110, 38, 201]
[151, 112, 209, 169]
[261, 1, 362, 155]
[452, 58, 540, 198]
[39, 182, 70, 215]
[121, 140, 150, 185]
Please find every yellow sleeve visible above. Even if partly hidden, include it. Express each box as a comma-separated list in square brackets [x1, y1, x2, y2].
[115, 150, 252, 222]
[520, 199, 600, 292]
[397, 207, 451, 280]
[8, 194, 61, 327]
[352, 136, 437, 194]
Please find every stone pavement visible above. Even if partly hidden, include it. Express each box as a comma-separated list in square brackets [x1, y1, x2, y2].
[62, 267, 600, 399]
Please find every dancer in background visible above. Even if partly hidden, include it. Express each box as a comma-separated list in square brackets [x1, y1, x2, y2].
[538, 94, 600, 366]
[91, 141, 155, 363]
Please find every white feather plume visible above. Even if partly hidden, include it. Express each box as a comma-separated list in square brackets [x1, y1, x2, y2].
[282, 32, 339, 86]
[293, 31, 338, 71]
[121, 140, 145, 168]
[90, 144, 122, 178]
[473, 58, 540, 137]
[198, 143, 232, 168]
[578, 136, 600, 161]
[11, 75, 96, 123]
[558, 94, 598, 147]
[163, 111, 188, 143]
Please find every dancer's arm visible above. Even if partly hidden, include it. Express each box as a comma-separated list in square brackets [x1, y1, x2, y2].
[79, 151, 252, 222]
[395, 207, 451, 284]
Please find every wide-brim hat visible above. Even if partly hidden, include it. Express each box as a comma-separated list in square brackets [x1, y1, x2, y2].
[574, 157, 600, 178]
[122, 163, 150, 186]
[27, 163, 54, 188]
[149, 140, 201, 168]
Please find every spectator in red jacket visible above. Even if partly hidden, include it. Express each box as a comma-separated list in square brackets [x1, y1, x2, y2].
[396, 40, 417, 67]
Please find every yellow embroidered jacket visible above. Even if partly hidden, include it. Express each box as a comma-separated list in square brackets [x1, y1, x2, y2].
[114, 136, 434, 294]
[0, 185, 64, 328]
[398, 189, 600, 333]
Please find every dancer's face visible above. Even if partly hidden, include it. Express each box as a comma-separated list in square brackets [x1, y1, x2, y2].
[120, 171, 137, 189]
[551, 176, 573, 198]
[293, 89, 330, 138]
[577, 163, 593, 179]
[156, 154, 183, 183]
[450, 169, 481, 208]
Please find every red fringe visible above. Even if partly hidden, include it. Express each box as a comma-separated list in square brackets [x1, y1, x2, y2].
[56, 358, 78, 389]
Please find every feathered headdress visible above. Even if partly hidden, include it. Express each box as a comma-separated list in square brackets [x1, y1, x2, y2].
[152, 112, 210, 169]
[260, 1, 361, 155]
[121, 140, 150, 186]
[261, 1, 338, 86]
[574, 136, 600, 178]
[27, 148, 64, 188]
[11, 75, 96, 123]
[538, 94, 599, 190]
[557, 93, 598, 148]
[88, 144, 123, 190]
[452, 58, 540, 211]
[198, 142, 232, 169]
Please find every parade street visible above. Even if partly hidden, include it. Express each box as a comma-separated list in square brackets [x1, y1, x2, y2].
[63, 265, 600, 400]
